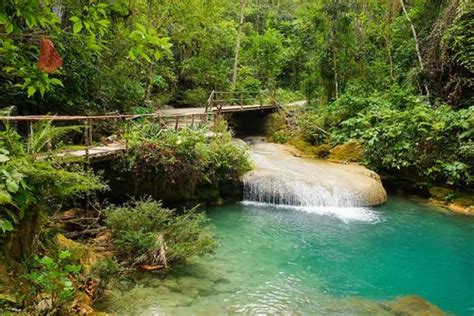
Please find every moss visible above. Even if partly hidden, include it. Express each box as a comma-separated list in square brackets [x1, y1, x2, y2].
[329, 140, 364, 162]
[55, 234, 98, 275]
[312, 144, 332, 158]
[428, 187, 474, 216]
[0, 257, 28, 311]
[265, 112, 287, 137]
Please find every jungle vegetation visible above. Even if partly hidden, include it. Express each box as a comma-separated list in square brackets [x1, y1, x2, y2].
[0, 0, 473, 313]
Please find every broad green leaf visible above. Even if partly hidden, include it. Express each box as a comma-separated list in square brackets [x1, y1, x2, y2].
[25, 14, 36, 29]
[0, 191, 12, 204]
[27, 86, 36, 97]
[6, 179, 19, 193]
[5, 22, 14, 34]
[65, 264, 81, 273]
[73, 21, 83, 33]
[128, 47, 137, 60]
[58, 250, 71, 260]
[49, 78, 64, 87]
[0, 219, 14, 234]
[39, 256, 54, 267]
[69, 16, 80, 23]
[0, 14, 9, 24]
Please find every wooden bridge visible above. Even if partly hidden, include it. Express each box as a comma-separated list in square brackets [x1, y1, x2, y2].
[157, 90, 281, 117]
[0, 91, 296, 164]
[0, 112, 217, 164]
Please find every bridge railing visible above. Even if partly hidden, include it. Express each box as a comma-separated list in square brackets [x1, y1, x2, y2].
[205, 90, 279, 112]
[0, 112, 216, 164]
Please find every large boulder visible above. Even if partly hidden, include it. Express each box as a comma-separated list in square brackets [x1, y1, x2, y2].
[243, 142, 387, 207]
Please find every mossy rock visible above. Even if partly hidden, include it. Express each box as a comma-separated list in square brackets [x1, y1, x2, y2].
[265, 112, 287, 137]
[381, 295, 445, 315]
[55, 234, 98, 274]
[312, 143, 332, 158]
[287, 138, 319, 157]
[329, 140, 364, 162]
[428, 187, 474, 216]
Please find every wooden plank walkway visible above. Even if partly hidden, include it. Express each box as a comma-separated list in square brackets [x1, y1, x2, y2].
[0, 93, 306, 163]
[55, 143, 125, 161]
[157, 100, 305, 116]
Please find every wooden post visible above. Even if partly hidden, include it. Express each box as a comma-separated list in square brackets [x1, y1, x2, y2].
[258, 91, 263, 110]
[175, 116, 179, 131]
[206, 90, 215, 113]
[240, 92, 244, 111]
[125, 118, 129, 152]
[27, 121, 33, 153]
[84, 120, 90, 167]
[87, 118, 93, 147]
[191, 114, 195, 128]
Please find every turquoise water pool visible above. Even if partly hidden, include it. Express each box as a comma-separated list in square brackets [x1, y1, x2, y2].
[98, 197, 474, 315]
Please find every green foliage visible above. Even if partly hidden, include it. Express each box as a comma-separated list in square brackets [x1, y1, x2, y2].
[0, 122, 105, 244]
[128, 23, 172, 64]
[0, 0, 172, 112]
[323, 93, 473, 187]
[121, 123, 252, 201]
[242, 28, 287, 91]
[105, 199, 215, 268]
[272, 130, 290, 144]
[26, 250, 81, 313]
[2, 0, 471, 112]
[446, 5, 473, 74]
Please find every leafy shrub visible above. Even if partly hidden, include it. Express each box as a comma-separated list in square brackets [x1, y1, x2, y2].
[0, 122, 106, 257]
[105, 199, 215, 268]
[283, 90, 472, 188]
[272, 130, 290, 143]
[275, 89, 305, 103]
[121, 123, 252, 200]
[179, 87, 209, 107]
[331, 97, 473, 187]
[26, 250, 82, 313]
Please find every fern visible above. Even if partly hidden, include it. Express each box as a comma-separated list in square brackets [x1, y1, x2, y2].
[27, 120, 81, 156]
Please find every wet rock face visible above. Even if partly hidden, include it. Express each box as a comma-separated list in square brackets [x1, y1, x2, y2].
[243, 142, 387, 207]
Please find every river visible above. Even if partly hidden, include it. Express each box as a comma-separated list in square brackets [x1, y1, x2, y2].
[96, 142, 474, 315]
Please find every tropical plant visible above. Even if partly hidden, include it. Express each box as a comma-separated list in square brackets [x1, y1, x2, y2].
[26, 250, 82, 313]
[105, 199, 215, 268]
[0, 121, 105, 258]
[121, 122, 251, 201]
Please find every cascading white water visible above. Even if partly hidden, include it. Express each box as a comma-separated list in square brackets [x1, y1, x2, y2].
[242, 140, 387, 209]
[244, 172, 367, 207]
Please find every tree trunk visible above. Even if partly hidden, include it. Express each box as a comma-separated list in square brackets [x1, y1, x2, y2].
[331, 25, 339, 100]
[400, 0, 430, 98]
[144, 63, 154, 103]
[231, 0, 245, 90]
[5, 211, 40, 261]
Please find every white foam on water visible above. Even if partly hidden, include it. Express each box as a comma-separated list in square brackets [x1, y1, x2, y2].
[241, 201, 381, 223]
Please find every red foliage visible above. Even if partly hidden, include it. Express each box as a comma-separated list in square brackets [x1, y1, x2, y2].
[37, 38, 63, 73]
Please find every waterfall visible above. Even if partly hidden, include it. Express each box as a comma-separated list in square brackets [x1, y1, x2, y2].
[242, 141, 387, 209]
[243, 172, 366, 207]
